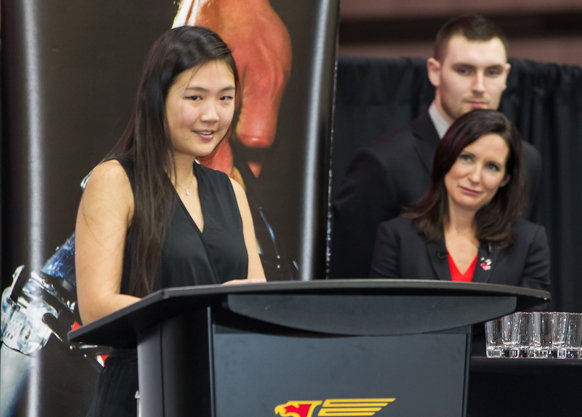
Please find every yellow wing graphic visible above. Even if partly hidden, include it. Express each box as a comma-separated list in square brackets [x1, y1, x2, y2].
[317, 398, 396, 416]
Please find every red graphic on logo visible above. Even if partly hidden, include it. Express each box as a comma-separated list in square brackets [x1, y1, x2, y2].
[274, 401, 323, 417]
[275, 398, 396, 416]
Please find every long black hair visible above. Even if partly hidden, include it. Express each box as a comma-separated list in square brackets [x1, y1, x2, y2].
[403, 109, 526, 248]
[106, 26, 239, 297]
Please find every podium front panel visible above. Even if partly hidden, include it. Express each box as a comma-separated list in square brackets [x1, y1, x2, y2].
[140, 308, 471, 417]
[212, 319, 470, 417]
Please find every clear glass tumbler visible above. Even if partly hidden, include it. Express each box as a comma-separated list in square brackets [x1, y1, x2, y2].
[485, 315, 515, 358]
[559, 313, 582, 359]
[513, 312, 535, 358]
[550, 312, 567, 358]
[531, 312, 552, 359]
[485, 317, 504, 358]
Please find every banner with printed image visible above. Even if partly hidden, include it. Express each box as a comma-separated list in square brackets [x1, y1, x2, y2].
[1, 0, 338, 415]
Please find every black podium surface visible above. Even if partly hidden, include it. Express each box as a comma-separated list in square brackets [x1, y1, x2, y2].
[69, 280, 549, 417]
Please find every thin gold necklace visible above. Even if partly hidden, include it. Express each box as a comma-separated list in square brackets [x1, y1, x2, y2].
[176, 172, 195, 196]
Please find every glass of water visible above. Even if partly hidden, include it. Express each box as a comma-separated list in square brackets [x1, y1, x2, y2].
[531, 312, 552, 359]
[513, 312, 535, 358]
[559, 313, 582, 359]
[550, 312, 567, 358]
[485, 315, 515, 358]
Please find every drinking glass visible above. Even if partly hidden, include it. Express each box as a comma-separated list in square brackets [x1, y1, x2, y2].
[513, 312, 535, 358]
[485, 315, 515, 358]
[531, 312, 552, 359]
[485, 317, 504, 358]
[550, 312, 567, 358]
[559, 313, 582, 359]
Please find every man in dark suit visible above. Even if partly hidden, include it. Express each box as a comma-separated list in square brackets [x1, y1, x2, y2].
[330, 15, 542, 279]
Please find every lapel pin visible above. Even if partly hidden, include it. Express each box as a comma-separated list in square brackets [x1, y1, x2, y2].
[480, 257, 492, 271]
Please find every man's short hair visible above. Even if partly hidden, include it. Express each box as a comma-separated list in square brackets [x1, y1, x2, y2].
[434, 15, 509, 62]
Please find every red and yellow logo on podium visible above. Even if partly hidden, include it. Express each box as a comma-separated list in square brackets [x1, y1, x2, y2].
[274, 398, 395, 416]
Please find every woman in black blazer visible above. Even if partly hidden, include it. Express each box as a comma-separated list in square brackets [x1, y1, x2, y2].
[370, 109, 550, 293]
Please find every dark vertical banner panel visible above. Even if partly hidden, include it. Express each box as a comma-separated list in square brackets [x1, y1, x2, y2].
[1, 0, 337, 416]
[259, 0, 339, 281]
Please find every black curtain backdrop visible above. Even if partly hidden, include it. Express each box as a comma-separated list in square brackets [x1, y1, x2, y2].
[331, 56, 582, 313]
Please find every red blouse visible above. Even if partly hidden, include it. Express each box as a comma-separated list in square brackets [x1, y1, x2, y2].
[448, 253, 478, 282]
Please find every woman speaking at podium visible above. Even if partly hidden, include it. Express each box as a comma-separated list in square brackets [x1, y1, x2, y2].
[75, 26, 265, 416]
[370, 109, 550, 292]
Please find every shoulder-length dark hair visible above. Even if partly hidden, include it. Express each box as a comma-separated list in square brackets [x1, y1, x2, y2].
[105, 26, 239, 297]
[403, 109, 526, 248]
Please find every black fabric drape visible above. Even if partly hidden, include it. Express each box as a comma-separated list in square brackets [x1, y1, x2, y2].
[330, 57, 433, 200]
[331, 56, 582, 313]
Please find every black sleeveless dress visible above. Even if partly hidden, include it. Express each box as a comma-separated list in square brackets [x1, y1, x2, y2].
[86, 155, 248, 417]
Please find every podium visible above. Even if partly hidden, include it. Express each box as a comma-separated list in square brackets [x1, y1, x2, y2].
[69, 280, 549, 417]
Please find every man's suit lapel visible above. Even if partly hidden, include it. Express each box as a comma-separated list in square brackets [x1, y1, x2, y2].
[472, 242, 501, 283]
[426, 238, 451, 281]
[411, 111, 441, 176]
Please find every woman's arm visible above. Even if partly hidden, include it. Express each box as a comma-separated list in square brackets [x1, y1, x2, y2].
[369, 221, 401, 278]
[227, 178, 266, 282]
[520, 225, 551, 292]
[75, 160, 141, 324]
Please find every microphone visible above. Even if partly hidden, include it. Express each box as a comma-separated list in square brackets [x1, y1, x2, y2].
[437, 250, 448, 259]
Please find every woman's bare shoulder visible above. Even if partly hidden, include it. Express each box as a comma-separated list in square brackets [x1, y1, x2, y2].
[85, 160, 131, 193]
[81, 160, 134, 216]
